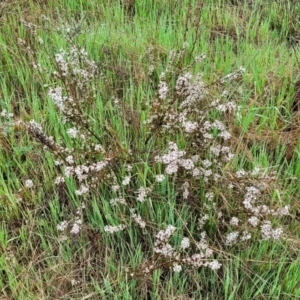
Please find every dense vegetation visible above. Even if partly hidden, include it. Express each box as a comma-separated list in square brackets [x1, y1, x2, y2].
[0, 0, 299, 299]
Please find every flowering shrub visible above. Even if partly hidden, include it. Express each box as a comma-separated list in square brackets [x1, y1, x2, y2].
[1, 22, 290, 279]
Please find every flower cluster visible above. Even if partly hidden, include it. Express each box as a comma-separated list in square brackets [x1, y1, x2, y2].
[9, 28, 291, 283]
[224, 174, 289, 245]
[154, 225, 177, 257]
[56, 203, 85, 238]
[104, 224, 126, 233]
[151, 226, 221, 273]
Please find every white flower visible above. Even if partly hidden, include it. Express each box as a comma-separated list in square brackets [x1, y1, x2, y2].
[248, 216, 259, 227]
[104, 224, 126, 233]
[25, 179, 34, 188]
[54, 160, 62, 166]
[251, 167, 260, 176]
[64, 166, 74, 178]
[155, 225, 176, 241]
[216, 104, 227, 112]
[54, 176, 65, 185]
[202, 169, 212, 177]
[181, 182, 189, 200]
[165, 162, 178, 175]
[179, 159, 194, 170]
[95, 161, 108, 172]
[148, 64, 155, 75]
[239, 66, 246, 73]
[213, 173, 221, 182]
[210, 145, 221, 156]
[183, 254, 205, 267]
[271, 227, 283, 240]
[110, 197, 127, 206]
[57, 221, 68, 231]
[229, 217, 239, 226]
[195, 53, 206, 62]
[48, 86, 65, 111]
[225, 231, 239, 246]
[94, 144, 104, 151]
[182, 121, 198, 133]
[240, 230, 251, 241]
[154, 243, 174, 257]
[180, 237, 190, 250]
[202, 159, 212, 169]
[155, 174, 165, 182]
[218, 130, 231, 140]
[70, 219, 82, 235]
[75, 185, 89, 196]
[198, 215, 209, 229]
[158, 81, 168, 100]
[192, 167, 200, 177]
[136, 187, 151, 202]
[273, 205, 290, 216]
[205, 192, 214, 201]
[182, 188, 189, 200]
[130, 209, 146, 229]
[173, 264, 182, 273]
[66, 155, 74, 164]
[243, 186, 260, 209]
[122, 176, 131, 186]
[208, 260, 222, 270]
[236, 169, 246, 178]
[260, 221, 283, 240]
[71, 279, 80, 286]
[67, 128, 77, 138]
[111, 185, 120, 192]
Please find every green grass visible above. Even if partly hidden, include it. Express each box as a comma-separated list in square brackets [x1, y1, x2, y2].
[0, 0, 300, 299]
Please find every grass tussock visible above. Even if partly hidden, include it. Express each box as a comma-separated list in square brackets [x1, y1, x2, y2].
[0, 0, 300, 299]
